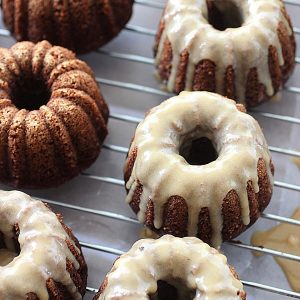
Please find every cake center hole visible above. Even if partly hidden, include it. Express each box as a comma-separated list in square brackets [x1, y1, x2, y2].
[207, 0, 243, 31]
[150, 280, 196, 300]
[11, 77, 51, 110]
[0, 236, 19, 266]
[180, 137, 218, 166]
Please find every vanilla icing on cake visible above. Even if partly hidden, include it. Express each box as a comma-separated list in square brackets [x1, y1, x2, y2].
[95, 235, 246, 300]
[0, 190, 86, 299]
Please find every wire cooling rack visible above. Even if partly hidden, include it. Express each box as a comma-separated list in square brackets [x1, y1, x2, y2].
[0, 0, 300, 299]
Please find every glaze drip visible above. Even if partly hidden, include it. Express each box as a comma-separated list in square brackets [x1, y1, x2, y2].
[155, 0, 293, 104]
[0, 190, 82, 299]
[96, 235, 245, 300]
[125, 91, 273, 247]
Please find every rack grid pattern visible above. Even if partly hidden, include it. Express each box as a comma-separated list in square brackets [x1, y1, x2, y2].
[0, 0, 300, 299]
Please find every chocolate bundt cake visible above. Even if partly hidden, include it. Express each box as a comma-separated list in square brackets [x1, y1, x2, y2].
[154, 0, 296, 107]
[124, 91, 274, 248]
[0, 41, 108, 188]
[0, 190, 87, 299]
[1, 0, 134, 53]
[94, 235, 246, 299]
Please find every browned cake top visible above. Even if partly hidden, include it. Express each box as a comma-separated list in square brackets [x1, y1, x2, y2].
[0, 40, 108, 188]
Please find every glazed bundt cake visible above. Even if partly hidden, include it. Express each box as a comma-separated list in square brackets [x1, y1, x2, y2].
[0, 41, 108, 188]
[154, 0, 296, 107]
[1, 0, 134, 53]
[94, 235, 246, 299]
[0, 190, 87, 299]
[124, 91, 274, 248]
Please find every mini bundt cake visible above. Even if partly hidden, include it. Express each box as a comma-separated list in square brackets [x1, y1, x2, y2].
[1, 0, 134, 53]
[94, 235, 246, 299]
[0, 41, 109, 188]
[154, 0, 296, 107]
[0, 190, 87, 299]
[124, 91, 274, 248]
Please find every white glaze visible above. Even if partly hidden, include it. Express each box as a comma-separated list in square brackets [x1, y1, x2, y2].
[96, 235, 245, 300]
[125, 91, 273, 247]
[0, 190, 82, 300]
[155, 0, 293, 104]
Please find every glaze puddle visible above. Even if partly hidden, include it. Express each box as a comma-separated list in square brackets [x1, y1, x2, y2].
[292, 156, 300, 170]
[251, 207, 300, 292]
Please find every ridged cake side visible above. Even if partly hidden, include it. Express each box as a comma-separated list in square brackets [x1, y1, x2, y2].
[0, 190, 87, 299]
[154, 0, 296, 107]
[0, 41, 108, 188]
[1, 0, 134, 53]
[125, 155, 274, 245]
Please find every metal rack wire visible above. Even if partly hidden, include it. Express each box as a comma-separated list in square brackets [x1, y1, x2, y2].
[0, 0, 300, 298]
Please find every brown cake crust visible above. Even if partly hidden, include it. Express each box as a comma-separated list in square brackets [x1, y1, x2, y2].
[0, 41, 108, 188]
[124, 102, 274, 245]
[1, 0, 134, 53]
[154, 2, 296, 107]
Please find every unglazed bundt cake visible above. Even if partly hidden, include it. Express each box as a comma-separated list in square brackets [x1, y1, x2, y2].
[1, 0, 134, 53]
[154, 0, 296, 107]
[124, 92, 274, 248]
[0, 190, 87, 299]
[0, 41, 108, 188]
[93, 235, 246, 299]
